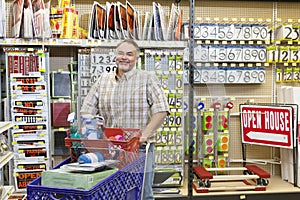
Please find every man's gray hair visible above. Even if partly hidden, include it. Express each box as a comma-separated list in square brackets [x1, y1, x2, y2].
[116, 39, 140, 55]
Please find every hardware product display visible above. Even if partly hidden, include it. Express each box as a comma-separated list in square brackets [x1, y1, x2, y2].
[4, 48, 51, 192]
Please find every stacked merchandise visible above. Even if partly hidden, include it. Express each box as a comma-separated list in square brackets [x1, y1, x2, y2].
[50, 0, 86, 39]
[9, 0, 86, 39]
[11, 0, 51, 38]
[88, 1, 182, 41]
[4, 47, 51, 191]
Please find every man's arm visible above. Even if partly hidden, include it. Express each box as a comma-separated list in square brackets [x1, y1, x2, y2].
[140, 111, 168, 143]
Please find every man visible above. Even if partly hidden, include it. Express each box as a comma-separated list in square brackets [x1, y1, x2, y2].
[80, 39, 169, 200]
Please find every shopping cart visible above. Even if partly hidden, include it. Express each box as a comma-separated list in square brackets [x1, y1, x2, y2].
[27, 128, 150, 200]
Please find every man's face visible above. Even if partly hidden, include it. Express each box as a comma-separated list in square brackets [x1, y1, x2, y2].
[116, 42, 138, 75]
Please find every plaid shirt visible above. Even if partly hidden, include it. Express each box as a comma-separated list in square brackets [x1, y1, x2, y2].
[80, 68, 169, 131]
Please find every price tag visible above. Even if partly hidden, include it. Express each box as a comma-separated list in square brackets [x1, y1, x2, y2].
[201, 68, 226, 83]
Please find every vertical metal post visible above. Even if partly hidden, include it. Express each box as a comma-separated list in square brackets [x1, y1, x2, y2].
[188, 0, 195, 198]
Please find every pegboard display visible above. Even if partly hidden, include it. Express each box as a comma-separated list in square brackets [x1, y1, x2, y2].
[2, 0, 300, 186]
[194, 1, 274, 20]
[180, 1, 295, 179]
[144, 49, 185, 187]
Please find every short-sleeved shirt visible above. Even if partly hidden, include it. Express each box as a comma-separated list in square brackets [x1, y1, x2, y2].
[80, 68, 169, 131]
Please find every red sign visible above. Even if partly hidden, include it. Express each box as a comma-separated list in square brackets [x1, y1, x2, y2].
[240, 105, 293, 149]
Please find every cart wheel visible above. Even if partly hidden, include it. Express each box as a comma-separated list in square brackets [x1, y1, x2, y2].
[198, 180, 205, 188]
[256, 178, 262, 185]
[204, 180, 211, 188]
[262, 179, 269, 186]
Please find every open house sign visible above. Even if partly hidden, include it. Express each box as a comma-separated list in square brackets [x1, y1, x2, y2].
[240, 104, 294, 149]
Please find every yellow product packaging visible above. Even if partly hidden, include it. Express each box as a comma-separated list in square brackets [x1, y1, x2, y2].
[72, 10, 79, 38]
[60, 0, 72, 8]
[50, 14, 63, 38]
[61, 7, 74, 38]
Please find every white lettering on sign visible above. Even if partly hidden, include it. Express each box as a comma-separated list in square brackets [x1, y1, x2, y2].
[242, 110, 290, 132]
[242, 110, 262, 129]
[264, 111, 290, 131]
[240, 105, 293, 149]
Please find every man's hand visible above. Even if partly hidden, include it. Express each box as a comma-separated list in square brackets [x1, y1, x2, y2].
[139, 111, 168, 143]
[140, 136, 148, 143]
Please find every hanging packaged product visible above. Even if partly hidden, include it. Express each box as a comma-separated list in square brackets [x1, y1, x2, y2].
[50, 11, 63, 38]
[72, 10, 79, 38]
[61, 7, 74, 38]
[59, 0, 71, 8]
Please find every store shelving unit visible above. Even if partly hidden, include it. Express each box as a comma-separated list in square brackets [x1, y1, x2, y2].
[0, 121, 14, 200]
[3, 47, 52, 192]
[1, 0, 300, 199]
